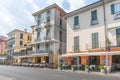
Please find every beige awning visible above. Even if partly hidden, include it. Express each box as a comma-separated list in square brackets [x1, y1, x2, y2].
[60, 51, 120, 57]
[13, 53, 49, 58]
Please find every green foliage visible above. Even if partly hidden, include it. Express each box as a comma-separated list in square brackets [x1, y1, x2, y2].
[24, 44, 27, 47]
[84, 65, 89, 69]
[71, 65, 76, 68]
[99, 66, 104, 69]
[106, 38, 111, 46]
[58, 64, 62, 67]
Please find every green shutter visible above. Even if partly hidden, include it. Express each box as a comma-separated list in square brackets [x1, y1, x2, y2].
[92, 33, 99, 49]
[91, 10, 97, 20]
[111, 4, 115, 14]
[74, 36, 79, 50]
[74, 16, 79, 26]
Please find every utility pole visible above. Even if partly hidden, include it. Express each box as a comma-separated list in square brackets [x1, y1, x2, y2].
[102, 0, 108, 67]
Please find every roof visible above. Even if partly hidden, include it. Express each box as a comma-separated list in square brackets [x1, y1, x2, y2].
[32, 3, 66, 16]
[7, 29, 32, 35]
[64, 0, 114, 18]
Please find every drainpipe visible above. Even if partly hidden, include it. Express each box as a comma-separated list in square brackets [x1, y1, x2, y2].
[102, 0, 108, 67]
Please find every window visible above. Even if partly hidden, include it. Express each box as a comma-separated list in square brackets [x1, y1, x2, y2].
[20, 33, 23, 39]
[37, 31, 40, 40]
[59, 31, 62, 41]
[92, 32, 99, 49]
[47, 16, 50, 22]
[47, 10, 50, 15]
[111, 4, 115, 14]
[74, 16, 79, 29]
[116, 28, 120, 46]
[91, 10, 98, 25]
[111, 3, 120, 14]
[28, 36, 31, 41]
[37, 20, 41, 26]
[20, 41, 23, 45]
[60, 19, 62, 26]
[74, 36, 79, 50]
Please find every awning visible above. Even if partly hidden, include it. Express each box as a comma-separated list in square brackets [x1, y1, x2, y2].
[29, 53, 49, 57]
[13, 53, 49, 58]
[0, 57, 6, 59]
[60, 51, 120, 57]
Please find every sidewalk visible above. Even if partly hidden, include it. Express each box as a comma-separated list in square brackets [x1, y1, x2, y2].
[57, 69, 120, 77]
[0, 76, 13, 80]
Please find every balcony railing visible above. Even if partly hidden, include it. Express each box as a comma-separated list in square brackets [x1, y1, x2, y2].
[35, 49, 53, 54]
[44, 22, 51, 28]
[91, 19, 98, 25]
[35, 25, 43, 30]
[34, 38, 41, 42]
[44, 36, 51, 40]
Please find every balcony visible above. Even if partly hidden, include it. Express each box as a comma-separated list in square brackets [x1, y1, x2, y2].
[34, 38, 41, 42]
[91, 19, 98, 25]
[44, 36, 51, 41]
[35, 25, 43, 31]
[7, 45, 13, 49]
[114, 11, 120, 19]
[44, 22, 51, 28]
[6, 36, 15, 41]
[35, 49, 53, 54]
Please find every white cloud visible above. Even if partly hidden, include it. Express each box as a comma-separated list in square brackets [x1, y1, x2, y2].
[46, 0, 64, 7]
[67, 0, 86, 11]
[0, 0, 40, 36]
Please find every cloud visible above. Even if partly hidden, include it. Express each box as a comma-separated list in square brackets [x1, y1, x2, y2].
[0, 0, 40, 36]
[67, 0, 86, 11]
[46, 0, 64, 8]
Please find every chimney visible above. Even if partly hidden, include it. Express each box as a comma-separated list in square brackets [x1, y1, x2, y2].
[31, 25, 35, 34]
[24, 29, 27, 32]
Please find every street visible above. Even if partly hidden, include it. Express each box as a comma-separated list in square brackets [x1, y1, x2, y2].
[0, 65, 120, 80]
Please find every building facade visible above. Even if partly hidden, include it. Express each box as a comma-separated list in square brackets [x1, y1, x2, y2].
[61, 0, 120, 70]
[0, 36, 7, 64]
[30, 4, 66, 68]
[6, 29, 32, 64]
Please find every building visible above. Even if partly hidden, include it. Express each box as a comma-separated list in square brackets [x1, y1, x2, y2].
[29, 3, 66, 68]
[6, 29, 32, 64]
[61, 0, 120, 71]
[0, 36, 7, 64]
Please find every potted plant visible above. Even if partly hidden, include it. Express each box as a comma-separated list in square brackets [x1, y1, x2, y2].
[106, 38, 111, 46]
[58, 64, 62, 70]
[71, 65, 76, 72]
[99, 65, 104, 73]
[84, 65, 89, 72]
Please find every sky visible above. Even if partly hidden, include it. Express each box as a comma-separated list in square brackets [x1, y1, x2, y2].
[0, 0, 98, 37]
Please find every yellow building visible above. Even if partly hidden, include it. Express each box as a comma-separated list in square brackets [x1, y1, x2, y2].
[6, 29, 32, 64]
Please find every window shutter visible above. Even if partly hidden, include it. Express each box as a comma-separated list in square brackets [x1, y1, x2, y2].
[111, 4, 115, 14]
[91, 10, 97, 20]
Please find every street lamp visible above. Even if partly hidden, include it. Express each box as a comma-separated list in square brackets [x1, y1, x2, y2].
[101, 0, 109, 67]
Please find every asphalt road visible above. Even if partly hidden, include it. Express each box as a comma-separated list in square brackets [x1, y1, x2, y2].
[0, 65, 120, 80]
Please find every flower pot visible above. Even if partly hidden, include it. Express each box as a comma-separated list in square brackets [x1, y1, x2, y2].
[85, 68, 88, 72]
[107, 67, 111, 73]
[71, 68, 75, 72]
[100, 69, 104, 73]
[58, 67, 60, 70]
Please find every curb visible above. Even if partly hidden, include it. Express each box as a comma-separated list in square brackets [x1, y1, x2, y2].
[57, 70, 120, 77]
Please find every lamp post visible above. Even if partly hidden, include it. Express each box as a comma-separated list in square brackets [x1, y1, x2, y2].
[102, 0, 109, 68]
